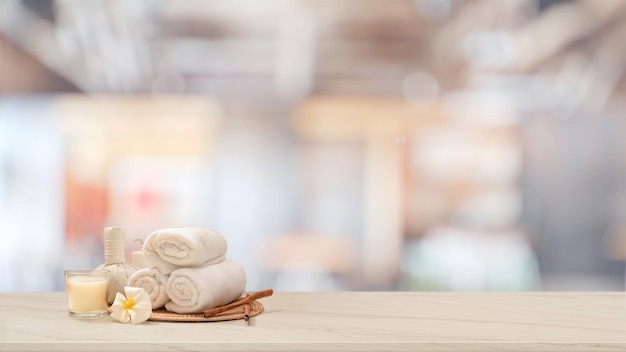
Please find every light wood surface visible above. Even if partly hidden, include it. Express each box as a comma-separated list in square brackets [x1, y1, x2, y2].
[2, 292, 626, 351]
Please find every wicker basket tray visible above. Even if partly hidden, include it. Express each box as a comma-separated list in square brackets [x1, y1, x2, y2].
[150, 300, 263, 322]
[107, 300, 264, 322]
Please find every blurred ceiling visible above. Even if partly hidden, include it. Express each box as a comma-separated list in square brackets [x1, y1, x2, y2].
[1, 0, 625, 99]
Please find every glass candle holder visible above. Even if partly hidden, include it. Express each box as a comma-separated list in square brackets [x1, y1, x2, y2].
[64, 269, 109, 319]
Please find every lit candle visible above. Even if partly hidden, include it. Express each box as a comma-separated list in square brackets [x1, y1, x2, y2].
[65, 269, 109, 318]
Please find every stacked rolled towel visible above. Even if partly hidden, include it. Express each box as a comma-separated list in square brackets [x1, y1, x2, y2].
[165, 260, 246, 314]
[143, 227, 227, 274]
[127, 267, 170, 309]
[127, 227, 247, 314]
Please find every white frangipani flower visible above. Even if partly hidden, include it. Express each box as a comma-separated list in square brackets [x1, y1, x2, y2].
[111, 286, 152, 324]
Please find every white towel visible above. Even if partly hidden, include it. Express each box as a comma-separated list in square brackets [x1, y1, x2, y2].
[143, 227, 227, 274]
[127, 267, 170, 309]
[165, 260, 247, 314]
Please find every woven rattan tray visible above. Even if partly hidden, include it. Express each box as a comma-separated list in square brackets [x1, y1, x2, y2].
[151, 300, 263, 322]
[107, 300, 264, 322]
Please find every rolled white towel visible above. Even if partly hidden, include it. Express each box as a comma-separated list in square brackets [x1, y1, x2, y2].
[143, 227, 227, 274]
[127, 267, 170, 309]
[165, 260, 246, 314]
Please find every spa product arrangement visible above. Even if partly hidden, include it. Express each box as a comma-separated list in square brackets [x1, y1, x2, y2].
[65, 226, 272, 324]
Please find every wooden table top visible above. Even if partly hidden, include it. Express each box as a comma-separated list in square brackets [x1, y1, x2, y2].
[2, 291, 626, 351]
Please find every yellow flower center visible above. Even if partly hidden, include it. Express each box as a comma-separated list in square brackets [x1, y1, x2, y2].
[123, 297, 136, 311]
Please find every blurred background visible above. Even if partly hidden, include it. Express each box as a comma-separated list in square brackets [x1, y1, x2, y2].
[2, 0, 626, 292]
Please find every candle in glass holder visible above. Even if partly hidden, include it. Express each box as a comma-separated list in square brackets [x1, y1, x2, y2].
[65, 269, 109, 318]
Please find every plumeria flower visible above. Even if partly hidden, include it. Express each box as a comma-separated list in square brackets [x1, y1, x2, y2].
[111, 287, 152, 324]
